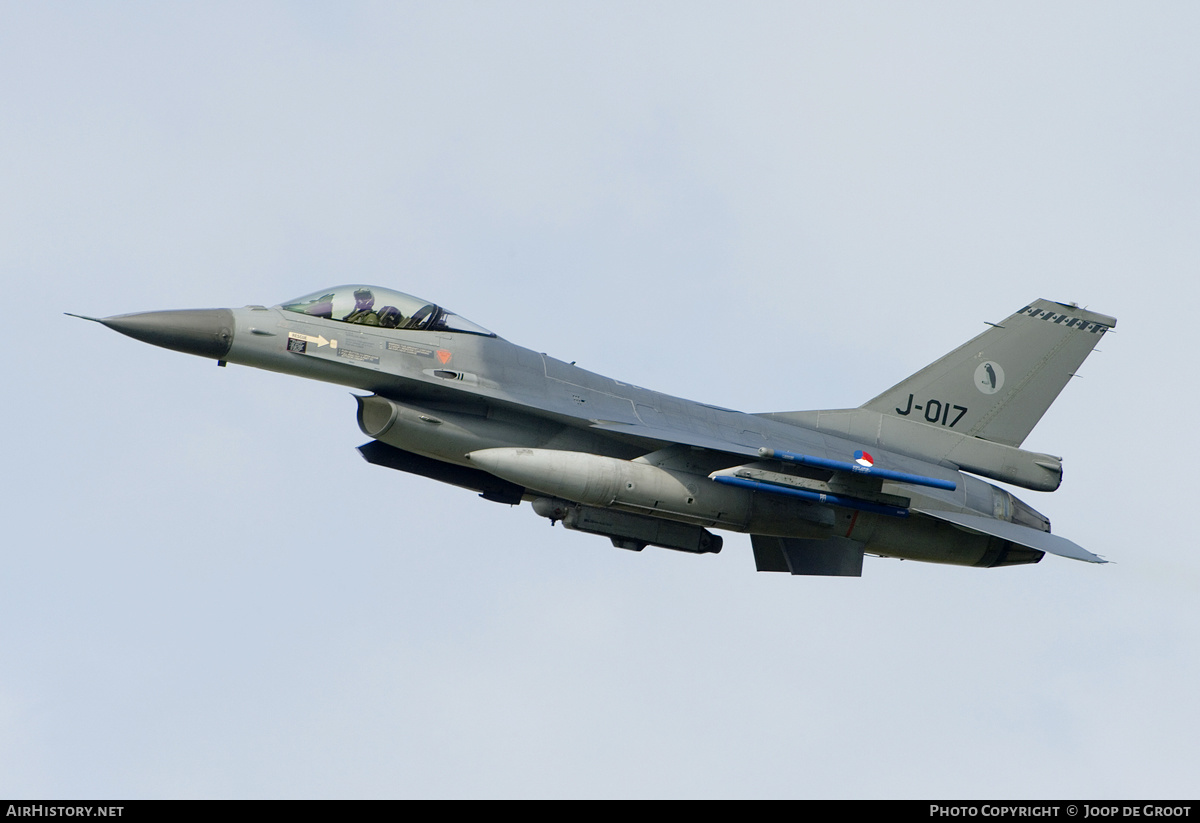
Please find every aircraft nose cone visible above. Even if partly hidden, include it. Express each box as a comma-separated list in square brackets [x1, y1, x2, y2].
[98, 308, 235, 359]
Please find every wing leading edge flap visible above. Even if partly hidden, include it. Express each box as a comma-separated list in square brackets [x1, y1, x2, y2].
[751, 535, 865, 577]
[915, 508, 1105, 564]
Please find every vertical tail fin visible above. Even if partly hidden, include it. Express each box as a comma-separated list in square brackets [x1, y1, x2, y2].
[860, 300, 1116, 447]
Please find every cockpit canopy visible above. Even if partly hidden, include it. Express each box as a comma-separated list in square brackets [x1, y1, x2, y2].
[280, 285, 494, 336]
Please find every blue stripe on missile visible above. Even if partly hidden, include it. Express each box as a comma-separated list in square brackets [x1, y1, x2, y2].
[757, 448, 957, 491]
[713, 475, 910, 518]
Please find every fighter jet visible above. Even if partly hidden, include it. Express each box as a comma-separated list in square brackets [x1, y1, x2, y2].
[70, 287, 1115, 576]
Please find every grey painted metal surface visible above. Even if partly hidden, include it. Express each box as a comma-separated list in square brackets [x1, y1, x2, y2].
[72, 287, 1115, 576]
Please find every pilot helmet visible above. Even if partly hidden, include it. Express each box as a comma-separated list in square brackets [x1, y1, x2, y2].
[352, 288, 375, 310]
[378, 306, 402, 328]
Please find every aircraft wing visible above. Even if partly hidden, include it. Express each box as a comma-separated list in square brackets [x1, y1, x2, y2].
[588, 420, 942, 475]
[592, 421, 1101, 563]
[587, 420, 764, 460]
[914, 508, 1105, 564]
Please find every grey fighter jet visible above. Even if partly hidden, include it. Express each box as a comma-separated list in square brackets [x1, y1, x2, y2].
[71, 288, 1115, 576]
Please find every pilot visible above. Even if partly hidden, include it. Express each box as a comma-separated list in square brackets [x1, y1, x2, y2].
[377, 306, 403, 328]
[343, 288, 380, 325]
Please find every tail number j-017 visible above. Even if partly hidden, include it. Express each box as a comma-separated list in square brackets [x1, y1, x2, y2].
[895, 394, 968, 427]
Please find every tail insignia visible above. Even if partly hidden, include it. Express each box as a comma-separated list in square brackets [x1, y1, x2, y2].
[974, 361, 1005, 394]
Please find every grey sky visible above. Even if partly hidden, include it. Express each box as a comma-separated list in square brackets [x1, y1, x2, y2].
[2, 2, 1197, 798]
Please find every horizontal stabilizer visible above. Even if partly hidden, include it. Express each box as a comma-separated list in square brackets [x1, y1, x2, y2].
[915, 508, 1104, 564]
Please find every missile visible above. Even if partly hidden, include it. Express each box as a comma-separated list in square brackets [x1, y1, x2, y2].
[757, 447, 958, 491]
[711, 474, 909, 518]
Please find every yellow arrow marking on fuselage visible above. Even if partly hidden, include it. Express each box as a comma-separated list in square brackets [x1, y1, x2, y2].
[287, 331, 337, 349]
